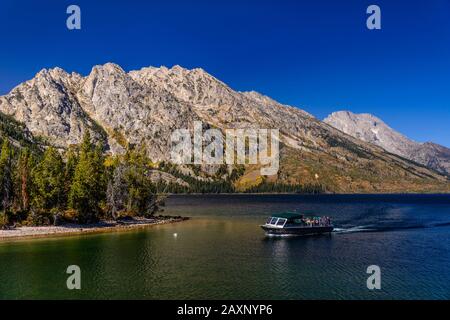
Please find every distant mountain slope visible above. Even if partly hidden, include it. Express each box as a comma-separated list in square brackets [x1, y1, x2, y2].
[0, 64, 449, 193]
[324, 111, 450, 176]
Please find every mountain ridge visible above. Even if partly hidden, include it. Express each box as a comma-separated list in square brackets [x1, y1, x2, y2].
[0, 63, 449, 193]
[324, 111, 450, 176]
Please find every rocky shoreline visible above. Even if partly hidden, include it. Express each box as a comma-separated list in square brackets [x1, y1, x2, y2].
[0, 216, 188, 241]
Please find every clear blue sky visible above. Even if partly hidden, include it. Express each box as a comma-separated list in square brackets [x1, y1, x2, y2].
[1, 0, 449, 146]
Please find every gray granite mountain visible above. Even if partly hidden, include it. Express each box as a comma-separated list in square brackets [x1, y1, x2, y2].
[0, 63, 448, 192]
[324, 111, 450, 176]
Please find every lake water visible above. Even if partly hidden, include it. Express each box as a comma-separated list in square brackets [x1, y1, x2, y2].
[1, 194, 450, 299]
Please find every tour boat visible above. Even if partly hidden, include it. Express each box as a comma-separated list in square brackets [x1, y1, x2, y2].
[261, 212, 334, 236]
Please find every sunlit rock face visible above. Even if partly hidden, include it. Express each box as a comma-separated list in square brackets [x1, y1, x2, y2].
[0, 63, 448, 192]
[325, 111, 450, 175]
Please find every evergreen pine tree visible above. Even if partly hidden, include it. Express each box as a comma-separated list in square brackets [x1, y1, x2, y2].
[16, 147, 32, 211]
[0, 139, 14, 213]
[69, 132, 105, 223]
[64, 147, 78, 195]
[31, 147, 65, 211]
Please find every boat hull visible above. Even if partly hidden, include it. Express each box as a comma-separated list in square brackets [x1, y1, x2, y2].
[261, 225, 334, 236]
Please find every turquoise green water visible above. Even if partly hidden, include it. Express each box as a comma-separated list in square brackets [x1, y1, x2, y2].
[1, 194, 450, 299]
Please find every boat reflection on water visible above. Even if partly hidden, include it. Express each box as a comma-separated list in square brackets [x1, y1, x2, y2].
[261, 213, 334, 236]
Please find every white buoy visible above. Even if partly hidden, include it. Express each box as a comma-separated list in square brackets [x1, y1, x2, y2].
[173, 233, 178, 238]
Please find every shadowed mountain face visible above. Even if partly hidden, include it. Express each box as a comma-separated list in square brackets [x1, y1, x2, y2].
[324, 111, 450, 176]
[0, 111, 42, 155]
[0, 63, 449, 193]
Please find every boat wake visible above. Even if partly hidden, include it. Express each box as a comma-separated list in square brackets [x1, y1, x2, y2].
[333, 221, 450, 234]
[333, 226, 374, 234]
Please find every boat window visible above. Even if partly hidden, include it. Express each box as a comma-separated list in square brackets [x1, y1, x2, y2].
[276, 218, 286, 226]
[270, 218, 278, 225]
[266, 217, 272, 224]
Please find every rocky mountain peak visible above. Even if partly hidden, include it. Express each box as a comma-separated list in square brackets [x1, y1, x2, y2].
[31, 67, 83, 93]
[324, 110, 416, 156]
[0, 63, 449, 192]
[324, 110, 450, 176]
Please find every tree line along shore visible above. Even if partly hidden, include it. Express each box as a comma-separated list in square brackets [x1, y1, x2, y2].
[0, 129, 325, 230]
[0, 132, 168, 229]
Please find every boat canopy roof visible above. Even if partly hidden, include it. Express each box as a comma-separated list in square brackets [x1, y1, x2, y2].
[270, 213, 326, 220]
[271, 212, 304, 220]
